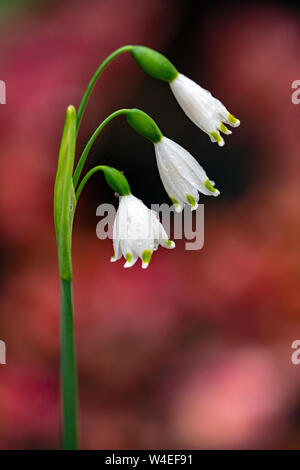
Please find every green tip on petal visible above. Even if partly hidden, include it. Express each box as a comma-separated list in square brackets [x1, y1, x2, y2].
[210, 131, 222, 143]
[142, 250, 152, 264]
[186, 194, 196, 207]
[220, 123, 229, 133]
[167, 239, 173, 247]
[228, 113, 238, 124]
[170, 197, 178, 206]
[204, 179, 217, 192]
[126, 253, 132, 262]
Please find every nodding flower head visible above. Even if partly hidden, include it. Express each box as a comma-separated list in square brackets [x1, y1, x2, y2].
[124, 109, 219, 212]
[130, 46, 240, 146]
[154, 137, 220, 212]
[111, 194, 175, 269]
[170, 74, 240, 146]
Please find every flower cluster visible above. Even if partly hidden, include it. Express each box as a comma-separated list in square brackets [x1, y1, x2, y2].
[73, 46, 241, 269]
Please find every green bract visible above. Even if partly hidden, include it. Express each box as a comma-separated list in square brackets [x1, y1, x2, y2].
[126, 108, 162, 143]
[131, 46, 178, 83]
[54, 105, 76, 281]
[102, 166, 131, 196]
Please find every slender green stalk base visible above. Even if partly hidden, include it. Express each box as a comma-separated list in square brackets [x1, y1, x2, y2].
[60, 279, 78, 450]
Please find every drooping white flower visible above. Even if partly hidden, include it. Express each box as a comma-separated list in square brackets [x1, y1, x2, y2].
[111, 194, 175, 269]
[170, 73, 240, 147]
[154, 136, 219, 212]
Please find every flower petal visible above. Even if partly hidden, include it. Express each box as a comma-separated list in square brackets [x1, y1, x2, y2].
[123, 252, 138, 268]
[170, 73, 240, 145]
[154, 137, 219, 206]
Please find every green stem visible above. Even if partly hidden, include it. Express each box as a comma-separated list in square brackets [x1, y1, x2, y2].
[76, 45, 133, 131]
[75, 165, 105, 201]
[54, 106, 78, 449]
[60, 278, 78, 450]
[73, 109, 129, 188]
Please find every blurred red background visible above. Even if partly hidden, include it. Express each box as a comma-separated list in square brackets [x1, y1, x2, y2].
[0, 0, 300, 449]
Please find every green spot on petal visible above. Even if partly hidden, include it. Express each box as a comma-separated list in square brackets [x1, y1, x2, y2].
[126, 253, 132, 262]
[167, 239, 172, 246]
[170, 197, 178, 206]
[220, 123, 228, 133]
[204, 179, 216, 192]
[210, 131, 222, 143]
[228, 113, 238, 124]
[186, 194, 196, 206]
[142, 250, 152, 264]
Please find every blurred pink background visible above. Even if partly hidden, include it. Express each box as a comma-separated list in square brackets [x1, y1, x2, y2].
[0, 0, 300, 449]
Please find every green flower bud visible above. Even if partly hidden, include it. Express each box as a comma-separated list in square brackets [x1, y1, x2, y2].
[102, 166, 131, 196]
[126, 108, 163, 143]
[131, 46, 178, 83]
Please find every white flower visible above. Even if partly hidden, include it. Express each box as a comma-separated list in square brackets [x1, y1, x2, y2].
[111, 194, 175, 269]
[170, 73, 240, 147]
[154, 136, 219, 212]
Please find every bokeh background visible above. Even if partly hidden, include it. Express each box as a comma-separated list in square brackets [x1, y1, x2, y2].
[0, 0, 300, 449]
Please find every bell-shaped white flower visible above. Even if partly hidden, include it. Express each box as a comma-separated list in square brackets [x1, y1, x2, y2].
[111, 194, 175, 269]
[154, 136, 219, 212]
[170, 73, 240, 147]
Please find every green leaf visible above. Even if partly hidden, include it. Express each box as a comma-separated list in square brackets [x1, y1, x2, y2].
[54, 105, 77, 281]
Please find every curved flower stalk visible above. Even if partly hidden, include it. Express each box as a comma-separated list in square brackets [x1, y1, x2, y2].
[75, 45, 240, 147]
[131, 46, 240, 146]
[54, 44, 238, 450]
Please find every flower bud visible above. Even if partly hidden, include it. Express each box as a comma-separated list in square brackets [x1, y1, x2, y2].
[102, 166, 131, 196]
[126, 108, 163, 143]
[131, 46, 178, 83]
